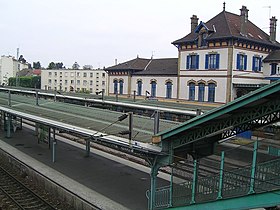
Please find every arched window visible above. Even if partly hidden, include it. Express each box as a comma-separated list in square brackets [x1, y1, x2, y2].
[119, 80, 124, 95]
[208, 83, 216, 102]
[113, 80, 118, 94]
[198, 83, 205, 102]
[166, 82, 172, 99]
[151, 81, 157, 98]
[137, 80, 142, 96]
[189, 82, 195, 101]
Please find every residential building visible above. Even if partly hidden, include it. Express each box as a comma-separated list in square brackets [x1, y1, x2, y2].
[106, 57, 178, 99]
[0, 55, 29, 85]
[41, 68, 108, 94]
[173, 4, 280, 103]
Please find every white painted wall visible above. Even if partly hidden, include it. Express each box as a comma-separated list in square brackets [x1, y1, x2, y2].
[180, 48, 229, 70]
[131, 76, 177, 99]
[41, 69, 108, 94]
[0, 56, 28, 85]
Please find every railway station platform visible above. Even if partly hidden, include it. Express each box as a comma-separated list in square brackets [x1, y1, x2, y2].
[0, 126, 169, 210]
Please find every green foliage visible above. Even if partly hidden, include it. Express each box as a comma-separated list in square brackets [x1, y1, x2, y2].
[8, 76, 41, 88]
[48, 62, 56, 69]
[47, 62, 63, 69]
[33, 61, 41, 69]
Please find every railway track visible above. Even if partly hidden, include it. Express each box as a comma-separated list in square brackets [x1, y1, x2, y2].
[0, 163, 57, 210]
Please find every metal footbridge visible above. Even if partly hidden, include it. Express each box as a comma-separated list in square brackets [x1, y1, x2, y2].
[2, 80, 280, 209]
[147, 80, 280, 209]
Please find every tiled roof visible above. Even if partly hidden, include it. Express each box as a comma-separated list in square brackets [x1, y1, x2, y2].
[106, 57, 178, 76]
[263, 50, 280, 62]
[172, 11, 280, 47]
[106, 57, 150, 71]
[133, 58, 178, 75]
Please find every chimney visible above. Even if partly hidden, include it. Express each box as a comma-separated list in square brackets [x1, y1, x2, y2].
[270, 16, 277, 43]
[115, 58, 117, 65]
[240, 6, 249, 36]
[191, 15, 199, 32]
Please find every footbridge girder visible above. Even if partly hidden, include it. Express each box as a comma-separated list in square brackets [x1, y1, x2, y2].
[153, 80, 280, 158]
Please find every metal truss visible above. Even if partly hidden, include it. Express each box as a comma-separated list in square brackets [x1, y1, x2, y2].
[173, 98, 280, 149]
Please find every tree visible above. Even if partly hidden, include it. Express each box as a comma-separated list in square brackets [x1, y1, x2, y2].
[48, 62, 56, 69]
[33, 61, 41, 69]
[55, 62, 64, 69]
[18, 55, 26, 63]
[72, 62, 80, 69]
[83, 65, 93, 70]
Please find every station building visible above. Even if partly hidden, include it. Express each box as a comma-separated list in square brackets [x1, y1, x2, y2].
[106, 5, 280, 104]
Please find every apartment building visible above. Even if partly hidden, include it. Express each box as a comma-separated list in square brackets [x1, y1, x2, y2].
[0, 55, 29, 85]
[41, 69, 108, 94]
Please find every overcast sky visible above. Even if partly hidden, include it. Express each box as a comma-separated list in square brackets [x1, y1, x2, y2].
[1, 0, 279, 68]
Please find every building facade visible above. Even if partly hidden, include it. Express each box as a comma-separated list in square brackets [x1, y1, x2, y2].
[0, 55, 29, 85]
[106, 58, 178, 99]
[173, 5, 280, 103]
[41, 69, 108, 94]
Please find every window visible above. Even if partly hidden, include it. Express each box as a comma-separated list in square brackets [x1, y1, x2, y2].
[113, 80, 118, 94]
[236, 54, 247, 70]
[166, 82, 172, 99]
[90, 73, 93, 77]
[151, 81, 157, 97]
[102, 73, 105, 77]
[65, 87, 67, 91]
[54, 79, 57, 85]
[48, 72, 52, 76]
[119, 80, 124, 95]
[252, 56, 262, 72]
[77, 80, 80, 85]
[65, 80, 68, 85]
[71, 73, 74, 77]
[102, 81, 105, 86]
[90, 88, 93, 92]
[137, 80, 142, 96]
[271, 63, 278, 75]
[198, 83, 205, 102]
[90, 80, 93, 85]
[208, 83, 216, 102]
[54, 72, 57, 76]
[205, 54, 220, 69]
[83, 72, 87, 77]
[60, 72, 62, 75]
[189, 82, 195, 101]
[83, 80, 87, 85]
[71, 80, 74, 85]
[48, 79, 51, 84]
[186, 55, 199, 69]
[77, 88, 80, 91]
[77, 72, 80, 77]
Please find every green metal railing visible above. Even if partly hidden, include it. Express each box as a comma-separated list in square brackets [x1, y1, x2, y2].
[147, 143, 280, 209]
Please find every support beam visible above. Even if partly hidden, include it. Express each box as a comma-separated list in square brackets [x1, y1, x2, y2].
[249, 140, 258, 194]
[52, 128, 57, 163]
[85, 139, 90, 157]
[48, 127, 51, 149]
[128, 112, 133, 144]
[133, 90, 136, 102]
[36, 90, 39, 106]
[217, 151, 225, 199]
[149, 158, 160, 210]
[153, 111, 160, 135]
[8, 90, 11, 107]
[191, 159, 198, 204]
[5, 113, 11, 138]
